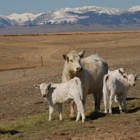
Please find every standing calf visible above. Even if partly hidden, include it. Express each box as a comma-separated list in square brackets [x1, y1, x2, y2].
[103, 73, 138, 114]
[34, 77, 85, 122]
[108, 67, 127, 102]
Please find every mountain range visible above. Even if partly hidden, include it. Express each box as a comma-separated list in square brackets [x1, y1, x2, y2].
[0, 5, 140, 33]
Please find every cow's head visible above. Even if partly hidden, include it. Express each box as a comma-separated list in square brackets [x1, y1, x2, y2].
[123, 74, 138, 86]
[63, 50, 85, 74]
[34, 83, 52, 97]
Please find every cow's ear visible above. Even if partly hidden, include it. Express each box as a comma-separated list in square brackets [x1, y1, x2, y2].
[34, 84, 40, 89]
[119, 68, 126, 76]
[47, 83, 52, 90]
[63, 54, 69, 61]
[119, 69, 123, 76]
[78, 50, 85, 58]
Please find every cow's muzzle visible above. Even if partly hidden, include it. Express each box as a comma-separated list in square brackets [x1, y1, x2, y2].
[42, 94, 46, 97]
[132, 83, 136, 86]
[76, 67, 82, 72]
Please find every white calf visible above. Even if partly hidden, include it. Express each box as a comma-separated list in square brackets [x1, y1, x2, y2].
[108, 68, 127, 102]
[103, 73, 138, 114]
[34, 77, 85, 122]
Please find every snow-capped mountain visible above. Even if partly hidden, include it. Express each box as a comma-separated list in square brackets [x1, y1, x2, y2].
[31, 7, 125, 25]
[65, 6, 125, 15]
[0, 5, 140, 28]
[7, 12, 43, 25]
[128, 5, 140, 12]
[0, 15, 15, 28]
[31, 10, 89, 25]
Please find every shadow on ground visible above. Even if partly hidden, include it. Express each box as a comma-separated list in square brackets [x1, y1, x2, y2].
[0, 130, 20, 135]
[112, 97, 140, 114]
[86, 112, 106, 120]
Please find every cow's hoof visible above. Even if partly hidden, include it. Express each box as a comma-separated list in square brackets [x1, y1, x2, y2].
[104, 111, 108, 114]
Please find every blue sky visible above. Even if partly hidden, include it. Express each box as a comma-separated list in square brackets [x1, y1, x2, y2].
[0, 0, 140, 15]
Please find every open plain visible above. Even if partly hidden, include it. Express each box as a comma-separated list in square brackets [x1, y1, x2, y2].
[0, 31, 140, 140]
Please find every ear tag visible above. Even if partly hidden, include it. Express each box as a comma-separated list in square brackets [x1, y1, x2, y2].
[135, 76, 138, 81]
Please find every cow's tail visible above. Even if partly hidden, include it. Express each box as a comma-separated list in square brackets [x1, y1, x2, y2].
[103, 74, 109, 104]
[74, 77, 83, 101]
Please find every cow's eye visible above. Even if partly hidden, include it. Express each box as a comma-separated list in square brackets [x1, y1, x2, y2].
[70, 60, 73, 62]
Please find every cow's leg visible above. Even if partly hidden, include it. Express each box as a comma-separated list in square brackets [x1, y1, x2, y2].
[97, 89, 103, 111]
[49, 105, 54, 121]
[82, 90, 87, 111]
[74, 99, 85, 122]
[80, 102, 86, 122]
[122, 92, 127, 113]
[94, 93, 97, 112]
[117, 96, 123, 112]
[76, 111, 80, 122]
[70, 100, 75, 117]
[70, 88, 86, 118]
[58, 103, 63, 121]
[109, 91, 115, 114]
[93, 92, 100, 112]
[103, 90, 108, 113]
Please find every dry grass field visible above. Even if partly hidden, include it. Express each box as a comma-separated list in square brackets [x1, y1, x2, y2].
[0, 31, 140, 140]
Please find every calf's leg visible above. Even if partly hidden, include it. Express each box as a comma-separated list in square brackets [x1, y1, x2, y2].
[49, 106, 54, 121]
[117, 96, 123, 112]
[109, 91, 115, 114]
[75, 100, 85, 122]
[58, 103, 63, 121]
[103, 91, 108, 113]
[122, 93, 127, 113]
[70, 100, 75, 117]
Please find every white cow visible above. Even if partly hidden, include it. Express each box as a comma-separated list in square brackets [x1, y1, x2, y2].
[34, 77, 85, 122]
[103, 73, 138, 114]
[62, 50, 108, 116]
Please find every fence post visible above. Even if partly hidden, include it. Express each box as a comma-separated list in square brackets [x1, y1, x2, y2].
[41, 56, 43, 67]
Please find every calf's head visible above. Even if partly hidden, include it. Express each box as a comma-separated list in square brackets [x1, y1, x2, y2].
[123, 74, 138, 86]
[63, 50, 85, 74]
[34, 83, 52, 97]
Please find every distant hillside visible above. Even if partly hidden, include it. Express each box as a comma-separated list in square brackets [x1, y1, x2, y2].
[0, 24, 140, 35]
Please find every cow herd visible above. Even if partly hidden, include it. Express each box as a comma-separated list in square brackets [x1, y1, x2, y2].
[34, 50, 138, 122]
